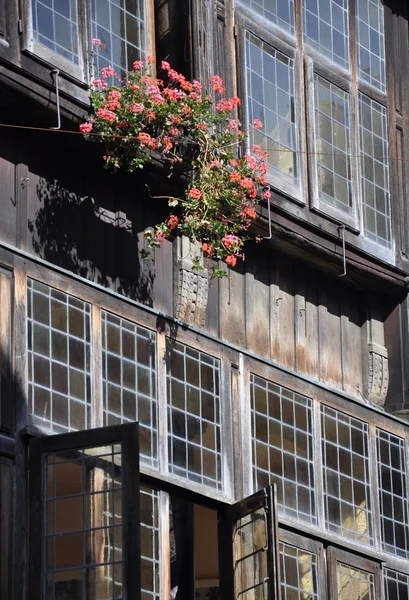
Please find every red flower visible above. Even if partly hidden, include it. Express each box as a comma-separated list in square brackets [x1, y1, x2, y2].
[202, 243, 213, 255]
[168, 215, 179, 230]
[226, 255, 237, 267]
[188, 188, 202, 199]
[80, 122, 93, 133]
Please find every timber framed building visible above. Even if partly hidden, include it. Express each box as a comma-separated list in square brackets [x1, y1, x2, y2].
[1, 0, 409, 598]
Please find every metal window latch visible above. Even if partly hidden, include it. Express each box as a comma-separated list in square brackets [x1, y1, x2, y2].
[18, 19, 23, 34]
[50, 69, 61, 130]
[337, 224, 347, 277]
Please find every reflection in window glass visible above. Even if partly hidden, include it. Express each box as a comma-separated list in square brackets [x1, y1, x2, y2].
[140, 486, 160, 599]
[31, 0, 79, 64]
[241, 0, 295, 35]
[166, 341, 222, 490]
[356, 0, 385, 92]
[280, 543, 318, 600]
[359, 93, 391, 247]
[91, 0, 145, 81]
[246, 33, 298, 185]
[302, 0, 349, 69]
[44, 444, 123, 599]
[315, 75, 351, 212]
[336, 563, 375, 600]
[377, 429, 409, 558]
[384, 569, 409, 600]
[102, 311, 158, 468]
[251, 375, 316, 525]
[27, 279, 91, 434]
[321, 406, 373, 545]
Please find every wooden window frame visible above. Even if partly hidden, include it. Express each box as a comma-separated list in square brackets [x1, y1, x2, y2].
[327, 546, 382, 600]
[235, 11, 308, 205]
[28, 422, 141, 600]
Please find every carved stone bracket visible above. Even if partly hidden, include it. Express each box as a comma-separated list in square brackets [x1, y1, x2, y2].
[174, 236, 209, 327]
[362, 304, 389, 407]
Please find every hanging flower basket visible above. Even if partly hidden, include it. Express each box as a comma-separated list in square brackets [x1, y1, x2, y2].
[80, 55, 270, 277]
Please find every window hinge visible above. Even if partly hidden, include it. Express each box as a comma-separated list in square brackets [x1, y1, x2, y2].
[18, 19, 23, 34]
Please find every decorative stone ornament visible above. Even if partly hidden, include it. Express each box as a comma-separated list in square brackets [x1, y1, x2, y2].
[362, 303, 389, 407]
[174, 236, 209, 327]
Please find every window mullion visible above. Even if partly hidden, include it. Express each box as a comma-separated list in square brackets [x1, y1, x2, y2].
[158, 490, 171, 600]
[91, 304, 103, 428]
[238, 353, 252, 498]
[221, 353, 234, 499]
[368, 422, 381, 553]
[313, 397, 325, 531]
[157, 330, 169, 474]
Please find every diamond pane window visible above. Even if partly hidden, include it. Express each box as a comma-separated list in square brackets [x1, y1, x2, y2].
[31, 0, 79, 64]
[241, 0, 295, 35]
[376, 429, 409, 558]
[336, 563, 375, 600]
[246, 32, 298, 185]
[102, 311, 158, 468]
[280, 543, 319, 600]
[356, 0, 386, 91]
[321, 405, 373, 545]
[315, 74, 351, 212]
[359, 93, 391, 247]
[384, 570, 409, 600]
[250, 374, 316, 525]
[91, 0, 145, 82]
[302, 0, 349, 69]
[166, 341, 222, 490]
[27, 279, 91, 434]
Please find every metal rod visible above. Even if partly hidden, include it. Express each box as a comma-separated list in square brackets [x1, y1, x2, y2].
[337, 224, 347, 277]
[263, 192, 272, 240]
[50, 69, 61, 130]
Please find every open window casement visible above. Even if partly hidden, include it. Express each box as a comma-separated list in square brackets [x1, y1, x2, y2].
[220, 485, 280, 600]
[28, 423, 141, 600]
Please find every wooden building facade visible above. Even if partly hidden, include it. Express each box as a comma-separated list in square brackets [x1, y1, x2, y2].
[1, 0, 409, 598]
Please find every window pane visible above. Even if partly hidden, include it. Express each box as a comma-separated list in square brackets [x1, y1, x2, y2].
[31, 0, 79, 64]
[44, 444, 123, 598]
[315, 74, 351, 212]
[377, 429, 409, 558]
[246, 33, 298, 185]
[241, 0, 295, 35]
[356, 0, 385, 91]
[102, 311, 158, 468]
[336, 563, 375, 600]
[27, 279, 91, 434]
[321, 405, 373, 545]
[359, 93, 391, 247]
[251, 374, 316, 525]
[280, 543, 318, 599]
[140, 485, 160, 599]
[167, 341, 222, 490]
[302, 0, 349, 69]
[91, 0, 145, 82]
[384, 569, 409, 600]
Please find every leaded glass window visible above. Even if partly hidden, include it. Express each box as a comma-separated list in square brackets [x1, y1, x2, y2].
[356, 0, 385, 91]
[302, 0, 349, 69]
[166, 341, 222, 490]
[246, 33, 298, 185]
[250, 374, 316, 524]
[314, 74, 351, 212]
[321, 406, 373, 545]
[280, 543, 319, 599]
[384, 570, 409, 600]
[376, 429, 409, 558]
[91, 0, 146, 80]
[102, 311, 158, 468]
[31, 0, 79, 64]
[241, 0, 295, 35]
[336, 563, 375, 600]
[27, 279, 91, 434]
[359, 93, 390, 247]
[140, 486, 160, 599]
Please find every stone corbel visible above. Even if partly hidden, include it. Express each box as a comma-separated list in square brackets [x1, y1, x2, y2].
[362, 304, 389, 407]
[174, 236, 209, 327]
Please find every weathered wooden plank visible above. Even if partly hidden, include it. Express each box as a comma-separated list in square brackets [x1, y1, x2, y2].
[270, 255, 295, 369]
[0, 459, 13, 600]
[318, 284, 343, 389]
[295, 264, 319, 379]
[0, 271, 12, 432]
[340, 289, 363, 398]
[204, 261, 220, 336]
[245, 253, 270, 358]
[0, 153, 17, 247]
[219, 263, 246, 347]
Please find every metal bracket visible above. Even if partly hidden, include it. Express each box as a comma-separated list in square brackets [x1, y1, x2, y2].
[50, 69, 61, 130]
[337, 224, 347, 277]
[263, 190, 272, 240]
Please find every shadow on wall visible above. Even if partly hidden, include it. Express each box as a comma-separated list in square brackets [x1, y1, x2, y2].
[28, 177, 156, 305]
